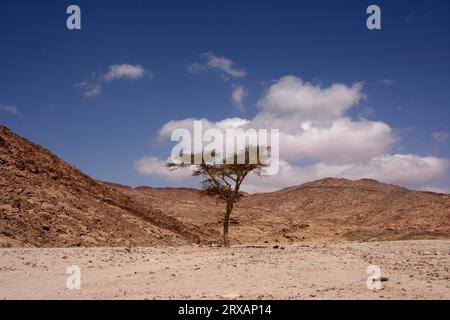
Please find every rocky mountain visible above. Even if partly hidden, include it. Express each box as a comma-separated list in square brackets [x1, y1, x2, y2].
[119, 179, 450, 244]
[237, 178, 450, 242]
[1, 125, 449, 247]
[0, 126, 209, 247]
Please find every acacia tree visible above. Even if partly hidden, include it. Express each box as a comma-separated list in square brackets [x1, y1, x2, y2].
[167, 147, 268, 247]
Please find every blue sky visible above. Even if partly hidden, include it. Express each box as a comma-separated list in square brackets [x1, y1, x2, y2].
[0, 0, 449, 192]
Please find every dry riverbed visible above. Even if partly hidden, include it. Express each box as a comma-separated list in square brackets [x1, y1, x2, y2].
[0, 240, 449, 300]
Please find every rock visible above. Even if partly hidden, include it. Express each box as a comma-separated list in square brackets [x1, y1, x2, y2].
[373, 277, 389, 282]
[0, 135, 7, 148]
[39, 212, 52, 221]
[29, 166, 39, 174]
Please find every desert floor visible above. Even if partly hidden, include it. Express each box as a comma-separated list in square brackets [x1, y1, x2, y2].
[0, 240, 449, 300]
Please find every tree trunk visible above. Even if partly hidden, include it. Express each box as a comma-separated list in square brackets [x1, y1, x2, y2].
[223, 202, 233, 247]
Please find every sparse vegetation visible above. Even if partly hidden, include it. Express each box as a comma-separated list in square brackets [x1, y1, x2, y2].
[167, 146, 269, 247]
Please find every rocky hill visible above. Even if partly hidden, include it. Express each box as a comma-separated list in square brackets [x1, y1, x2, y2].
[0, 126, 209, 247]
[1, 125, 449, 247]
[121, 179, 450, 245]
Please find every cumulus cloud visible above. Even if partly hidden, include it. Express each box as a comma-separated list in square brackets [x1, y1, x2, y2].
[74, 64, 149, 98]
[432, 131, 449, 143]
[158, 117, 251, 141]
[241, 155, 449, 193]
[158, 118, 394, 164]
[134, 156, 193, 181]
[187, 53, 246, 78]
[231, 85, 248, 111]
[257, 76, 364, 122]
[0, 105, 21, 116]
[103, 64, 147, 82]
[278, 118, 395, 163]
[135, 75, 449, 193]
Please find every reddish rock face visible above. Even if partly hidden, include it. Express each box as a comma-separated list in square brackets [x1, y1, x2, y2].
[0, 125, 198, 247]
[1, 125, 449, 247]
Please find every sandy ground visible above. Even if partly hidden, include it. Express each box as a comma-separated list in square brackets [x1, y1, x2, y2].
[0, 240, 449, 300]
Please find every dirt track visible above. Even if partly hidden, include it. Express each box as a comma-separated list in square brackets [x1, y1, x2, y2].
[0, 240, 449, 300]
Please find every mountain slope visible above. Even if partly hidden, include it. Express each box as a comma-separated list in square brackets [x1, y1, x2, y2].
[0, 125, 209, 247]
[118, 178, 450, 244]
[240, 178, 450, 242]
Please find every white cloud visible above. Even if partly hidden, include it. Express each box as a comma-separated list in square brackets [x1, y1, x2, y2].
[74, 81, 102, 97]
[103, 64, 147, 82]
[432, 131, 449, 143]
[278, 118, 395, 163]
[186, 63, 204, 74]
[330, 154, 448, 185]
[136, 153, 448, 194]
[240, 155, 449, 193]
[74, 64, 149, 97]
[231, 85, 248, 111]
[157, 78, 391, 164]
[134, 156, 193, 181]
[136, 75, 449, 193]
[257, 76, 364, 122]
[187, 53, 246, 78]
[158, 118, 213, 140]
[0, 105, 21, 116]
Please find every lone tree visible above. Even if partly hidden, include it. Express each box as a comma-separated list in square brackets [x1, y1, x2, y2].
[167, 146, 269, 247]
